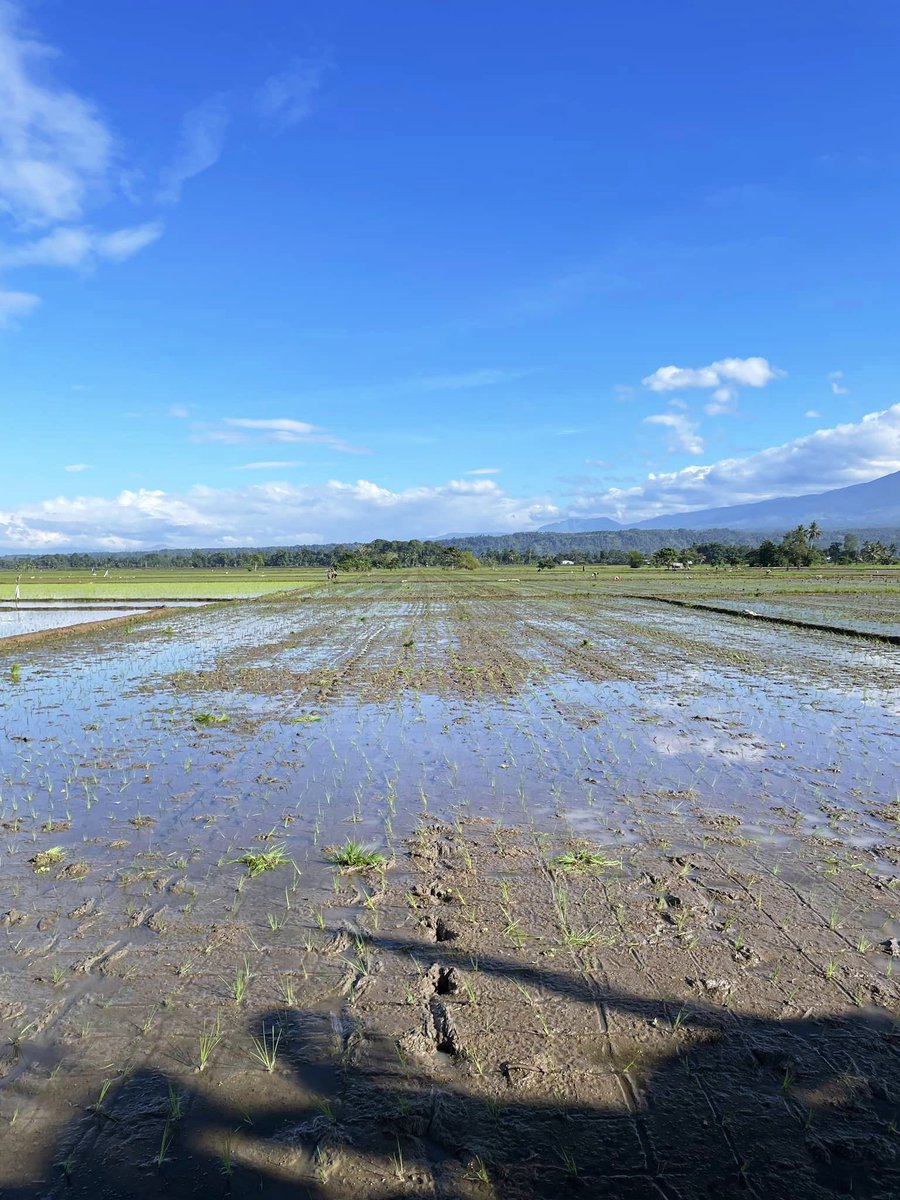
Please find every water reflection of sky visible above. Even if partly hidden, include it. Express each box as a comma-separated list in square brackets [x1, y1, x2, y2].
[0, 608, 150, 637]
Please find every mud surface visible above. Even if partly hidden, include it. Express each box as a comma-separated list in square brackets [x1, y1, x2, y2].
[0, 571, 897, 1198]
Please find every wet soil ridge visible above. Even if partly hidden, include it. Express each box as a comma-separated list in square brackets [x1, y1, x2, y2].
[636, 593, 900, 645]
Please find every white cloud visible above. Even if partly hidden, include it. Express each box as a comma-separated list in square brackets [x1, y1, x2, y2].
[829, 370, 849, 396]
[642, 356, 784, 415]
[64, 463, 90, 472]
[0, 6, 161, 322]
[94, 222, 163, 262]
[157, 95, 230, 204]
[464, 467, 501, 475]
[0, 3, 114, 228]
[567, 403, 900, 521]
[7, 408, 900, 551]
[0, 287, 38, 325]
[193, 417, 369, 455]
[169, 404, 190, 419]
[0, 221, 162, 269]
[256, 58, 326, 130]
[805, 409, 822, 419]
[643, 411, 704, 455]
[0, 478, 558, 550]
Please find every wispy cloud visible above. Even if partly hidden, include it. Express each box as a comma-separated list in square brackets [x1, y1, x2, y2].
[64, 462, 90, 472]
[193, 417, 369, 454]
[157, 95, 230, 204]
[256, 58, 327, 131]
[0, 4, 161, 322]
[829, 370, 849, 395]
[501, 266, 625, 323]
[0, 288, 38, 326]
[234, 460, 304, 471]
[169, 404, 190, 419]
[642, 356, 784, 415]
[464, 467, 500, 475]
[643, 410, 704, 455]
[0, 221, 162, 270]
[0, 3, 114, 228]
[417, 369, 528, 391]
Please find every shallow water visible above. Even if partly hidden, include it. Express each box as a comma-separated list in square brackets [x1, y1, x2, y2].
[0, 607, 150, 637]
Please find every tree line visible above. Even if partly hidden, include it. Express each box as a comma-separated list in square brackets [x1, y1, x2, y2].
[0, 527, 895, 572]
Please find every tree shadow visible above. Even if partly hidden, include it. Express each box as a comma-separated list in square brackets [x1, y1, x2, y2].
[4, 931, 899, 1199]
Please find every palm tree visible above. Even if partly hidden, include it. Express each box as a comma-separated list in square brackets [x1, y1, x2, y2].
[808, 521, 821, 545]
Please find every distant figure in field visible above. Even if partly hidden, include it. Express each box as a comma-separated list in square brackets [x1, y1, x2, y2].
[14, 575, 21, 604]
[103, 568, 109, 578]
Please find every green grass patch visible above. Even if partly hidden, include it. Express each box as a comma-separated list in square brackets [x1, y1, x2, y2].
[324, 840, 388, 871]
[550, 849, 623, 873]
[194, 711, 229, 726]
[30, 846, 65, 873]
[230, 844, 291, 877]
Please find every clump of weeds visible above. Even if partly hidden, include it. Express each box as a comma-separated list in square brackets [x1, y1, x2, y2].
[193, 711, 229, 726]
[325, 839, 388, 871]
[229, 844, 292, 878]
[30, 847, 65, 873]
[550, 848, 622, 873]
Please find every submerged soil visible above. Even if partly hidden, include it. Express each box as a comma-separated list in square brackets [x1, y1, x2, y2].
[0, 571, 897, 1199]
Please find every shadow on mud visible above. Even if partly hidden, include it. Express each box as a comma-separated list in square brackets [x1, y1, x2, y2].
[5, 933, 898, 1200]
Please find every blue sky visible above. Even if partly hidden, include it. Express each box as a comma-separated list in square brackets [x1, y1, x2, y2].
[2, 0, 900, 549]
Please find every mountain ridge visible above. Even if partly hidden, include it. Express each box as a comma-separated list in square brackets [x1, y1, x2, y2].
[537, 469, 900, 534]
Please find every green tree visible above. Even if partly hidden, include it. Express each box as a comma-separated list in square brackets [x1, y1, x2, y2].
[627, 550, 645, 569]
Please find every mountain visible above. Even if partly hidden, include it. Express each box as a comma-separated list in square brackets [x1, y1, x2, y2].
[537, 516, 622, 533]
[539, 469, 900, 534]
[634, 469, 900, 531]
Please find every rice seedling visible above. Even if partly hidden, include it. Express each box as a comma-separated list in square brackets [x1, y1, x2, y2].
[232, 958, 251, 1003]
[248, 1022, 282, 1072]
[156, 1121, 175, 1167]
[197, 1019, 222, 1072]
[88, 1078, 118, 1121]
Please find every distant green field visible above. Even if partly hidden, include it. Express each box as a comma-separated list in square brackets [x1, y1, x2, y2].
[0, 568, 324, 601]
[1, 561, 897, 605]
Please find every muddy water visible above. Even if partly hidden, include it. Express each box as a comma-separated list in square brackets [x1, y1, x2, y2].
[0, 582, 897, 1198]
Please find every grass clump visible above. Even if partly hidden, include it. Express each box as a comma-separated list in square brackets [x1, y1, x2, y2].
[550, 848, 622, 873]
[29, 846, 65, 873]
[229, 844, 290, 878]
[324, 839, 387, 871]
[193, 711, 229, 726]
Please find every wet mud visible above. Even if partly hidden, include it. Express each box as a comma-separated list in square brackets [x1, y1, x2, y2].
[0, 572, 897, 1198]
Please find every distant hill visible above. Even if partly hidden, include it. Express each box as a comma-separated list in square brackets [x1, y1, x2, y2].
[537, 515, 622, 532]
[539, 469, 900, 533]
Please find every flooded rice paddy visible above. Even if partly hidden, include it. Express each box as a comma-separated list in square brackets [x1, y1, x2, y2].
[0, 571, 897, 1199]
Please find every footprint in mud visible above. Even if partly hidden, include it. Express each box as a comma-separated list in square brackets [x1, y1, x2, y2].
[400, 963, 463, 1059]
[422, 914, 458, 943]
